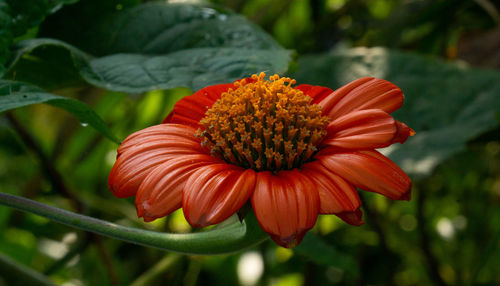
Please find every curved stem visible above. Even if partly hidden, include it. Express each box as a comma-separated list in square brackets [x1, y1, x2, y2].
[0, 192, 268, 255]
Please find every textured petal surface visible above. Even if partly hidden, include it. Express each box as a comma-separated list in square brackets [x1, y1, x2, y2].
[301, 161, 360, 214]
[136, 154, 220, 222]
[316, 149, 412, 200]
[117, 124, 202, 156]
[183, 164, 256, 228]
[108, 124, 204, 198]
[251, 170, 319, 248]
[321, 109, 413, 150]
[295, 84, 333, 102]
[317, 77, 404, 120]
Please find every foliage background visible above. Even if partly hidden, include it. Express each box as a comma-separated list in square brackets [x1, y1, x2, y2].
[1, 0, 500, 285]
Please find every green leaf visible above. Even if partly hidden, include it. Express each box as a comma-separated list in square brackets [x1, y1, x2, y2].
[38, 0, 141, 48]
[0, 0, 79, 76]
[0, 80, 120, 144]
[7, 0, 79, 37]
[294, 232, 359, 275]
[83, 47, 291, 92]
[3, 41, 85, 90]
[8, 38, 292, 93]
[0, 2, 12, 76]
[41, 2, 281, 56]
[292, 48, 500, 177]
[6, 3, 292, 93]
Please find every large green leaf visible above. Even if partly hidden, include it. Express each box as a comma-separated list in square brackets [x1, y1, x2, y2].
[38, 0, 142, 50]
[0, 2, 11, 76]
[0, 0, 79, 76]
[83, 47, 290, 93]
[6, 3, 291, 93]
[6, 0, 78, 37]
[292, 48, 500, 177]
[7, 38, 291, 93]
[4, 39, 87, 90]
[44, 2, 282, 56]
[0, 80, 120, 144]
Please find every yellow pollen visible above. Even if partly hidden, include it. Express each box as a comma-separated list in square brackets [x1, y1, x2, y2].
[196, 73, 330, 171]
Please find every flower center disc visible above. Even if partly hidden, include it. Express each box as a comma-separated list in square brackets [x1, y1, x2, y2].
[197, 73, 329, 171]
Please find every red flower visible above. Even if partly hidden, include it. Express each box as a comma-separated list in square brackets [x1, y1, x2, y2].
[108, 73, 414, 248]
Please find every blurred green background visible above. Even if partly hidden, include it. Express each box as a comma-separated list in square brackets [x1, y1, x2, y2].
[1, 0, 499, 285]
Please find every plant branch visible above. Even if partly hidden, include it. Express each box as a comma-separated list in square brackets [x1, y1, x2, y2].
[359, 194, 396, 286]
[184, 258, 202, 286]
[0, 252, 55, 286]
[416, 188, 447, 286]
[5, 112, 83, 211]
[130, 254, 182, 286]
[359, 195, 391, 251]
[469, 228, 500, 284]
[94, 235, 120, 286]
[0, 192, 268, 255]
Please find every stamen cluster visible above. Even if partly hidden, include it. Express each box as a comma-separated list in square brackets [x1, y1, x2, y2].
[196, 73, 329, 171]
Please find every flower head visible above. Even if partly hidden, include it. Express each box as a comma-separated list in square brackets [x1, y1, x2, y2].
[108, 73, 414, 247]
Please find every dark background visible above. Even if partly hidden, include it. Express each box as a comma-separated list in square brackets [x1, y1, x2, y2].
[0, 0, 499, 285]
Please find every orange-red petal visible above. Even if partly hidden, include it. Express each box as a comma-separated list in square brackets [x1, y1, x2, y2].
[394, 120, 415, 143]
[135, 154, 220, 222]
[295, 84, 333, 102]
[163, 78, 257, 128]
[321, 109, 413, 150]
[163, 83, 235, 128]
[336, 208, 364, 226]
[300, 161, 360, 214]
[117, 124, 202, 157]
[251, 170, 319, 248]
[317, 77, 404, 120]
[108, 124, 204, 198]
[182, 164, 256, 228]
[316, 149, 412, 200]
[301, 162, 365, 226]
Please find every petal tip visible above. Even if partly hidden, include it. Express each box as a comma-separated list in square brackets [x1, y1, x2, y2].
[108, 183, 118, 197]
[142, 217, 155, 222]
[135, 199, 149, 218]
[397, 179, 412, 201]
[185, 212, 211, 229]
[270, 231, 307, 248]
[108, 180, 131, 199]
[399, 189, 412, 201]
[392, 121, 415, 144]
[337, 209, 364, 226]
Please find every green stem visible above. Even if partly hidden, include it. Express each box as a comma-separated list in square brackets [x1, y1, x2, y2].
[0, 252, 56, 286]
[0, 192, 268, 255]
[130, 254, 182, 286]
